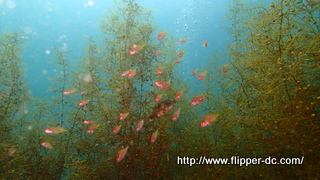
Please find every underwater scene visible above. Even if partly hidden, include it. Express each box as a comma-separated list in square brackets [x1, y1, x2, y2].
[1, 0, 320, 179]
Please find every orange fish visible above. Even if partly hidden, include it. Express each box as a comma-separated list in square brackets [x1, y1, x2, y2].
[203, 41, 208, 47]
[154, 80, 170, 91]
[158, 31, 168, 40]
[178, 38, 190, 44]
[191, 69, 198, 76]
[222, 64, 228, 73]
[83, 119, 96, 124]
[176, 90, 184, 99]
[119, 112, 129, 120]
[155, 50, 163, 56]
[154, 94, 163, 102]
[41, 142, 53, 149]
[172, 108, 181, 121]
[177, 50, 185, 57]
[175, 59, 183, 63]
[116, 146, 129, 162]
[200, 114, 219, 127]
[78, 99, 90, 106]
[190, 95, 205, 106]
[150, 130, 159, 143]
[112, 125, 122, 134]
[198, 71, 206, 81]
[63, 89, 76, 95]
[157, 66, 163, 75]
[135, 120, 144, 131]
[44, 127, 67, 134]
[129, 44, 145, 55]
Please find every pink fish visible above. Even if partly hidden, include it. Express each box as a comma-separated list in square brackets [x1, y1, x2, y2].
[157, 66, 163, 75]
[176, 90, 184, 99]
[158, 31, 168, 40]
[112, 125, 122, 134]
[135, 120, 144, 131]
[129, 44, 144, 55]
[150, 130, 159, 143]
[119, 112, 129, 120]
[116, 146, 129, 162]
[83, 119, 96, 124]
[177, 50, 185, 57]
[154, 94, 163, 102]
[127, 69, 136, 78]
[203, 41, 208, 47]
[122, 69, 137, 78]
[155, 50, 163, 56]
[154, 80, 170, 91]
[63, 89, 76, 95]
[190, 95, 205, 106]
[200, 114, 219, 127]
[44, 127, 66, 134]
[191, 69, 198, 76]
[41, 142, 53, 149]
[222, 64, 228, 73]
[198, 71, 206, 81]
[175, 59, 183, 63]
[178, 38, 190, 44]
[172, 108, 181, 121]
[88, 124, 98, 130]
[78, 99, 90, 106]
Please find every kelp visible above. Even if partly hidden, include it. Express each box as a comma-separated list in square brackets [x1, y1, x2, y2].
[200, 0, 320, 179]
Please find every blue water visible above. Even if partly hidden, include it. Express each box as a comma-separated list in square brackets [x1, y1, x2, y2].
[0, 0, 231, 97]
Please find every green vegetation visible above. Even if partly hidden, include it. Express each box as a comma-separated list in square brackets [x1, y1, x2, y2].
[0, 0, 319, 179]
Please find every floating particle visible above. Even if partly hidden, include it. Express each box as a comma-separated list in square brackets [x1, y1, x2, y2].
[8, 148, 16, 156]
[6, 1, 16, 9]
[23, 27, 32, 34]
[83, 74, 92, 83]
[45, 50, 51, 54]
[42, 70, 48, 74]
[88, 1, 94, 6]
[23, 109, 29, 114]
